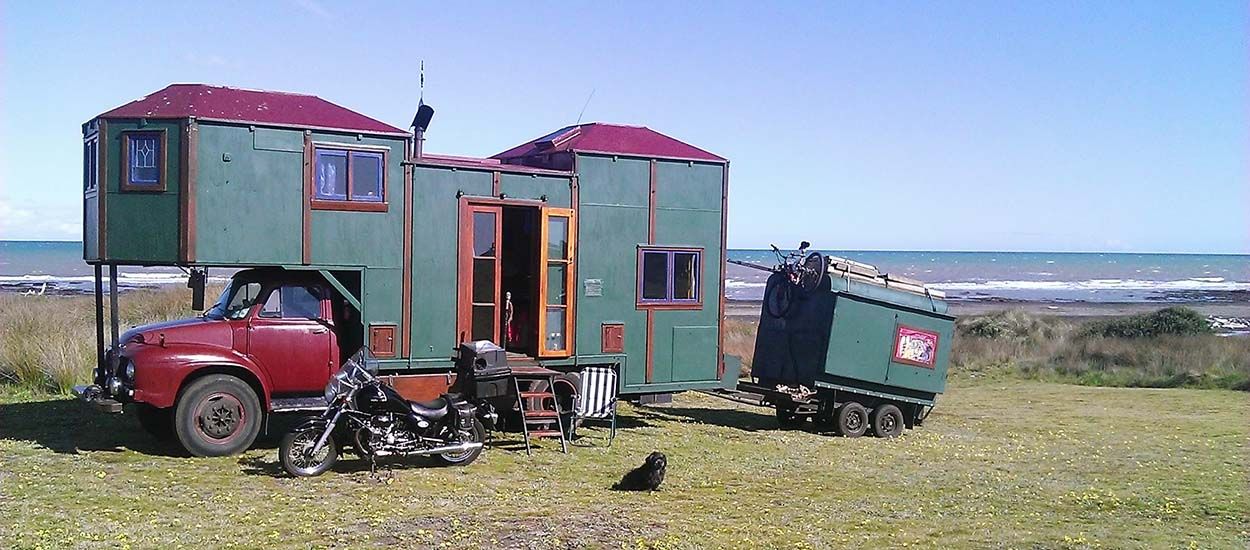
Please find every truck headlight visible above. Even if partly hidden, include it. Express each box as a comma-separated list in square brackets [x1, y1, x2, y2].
[107, 376, 124, 397]
[124, 361, 135, 380]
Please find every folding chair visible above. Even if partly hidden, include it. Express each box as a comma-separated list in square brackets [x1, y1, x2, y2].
[573, 365, 619, 446]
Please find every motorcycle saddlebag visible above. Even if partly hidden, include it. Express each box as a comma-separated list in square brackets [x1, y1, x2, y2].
[452, 400, 477, 432]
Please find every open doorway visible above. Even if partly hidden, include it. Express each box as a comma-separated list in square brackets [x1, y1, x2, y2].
[500, 206, 539, 356]
[458, 201, 575, 358]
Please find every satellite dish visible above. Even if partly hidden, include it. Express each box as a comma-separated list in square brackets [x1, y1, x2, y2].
[411, 104, 434, 132]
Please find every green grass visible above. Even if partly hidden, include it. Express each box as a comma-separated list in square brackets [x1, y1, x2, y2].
[1, 380, 1247, 549]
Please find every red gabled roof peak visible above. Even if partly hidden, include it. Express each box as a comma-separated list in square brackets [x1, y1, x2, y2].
[493, 122, 725, 163]
[95, 84, 408, 136]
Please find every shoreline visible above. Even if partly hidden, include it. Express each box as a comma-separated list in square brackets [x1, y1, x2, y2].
[727, 296, 1250, 320]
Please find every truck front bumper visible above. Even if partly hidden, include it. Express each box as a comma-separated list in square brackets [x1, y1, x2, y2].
[72, 384, 124, 414]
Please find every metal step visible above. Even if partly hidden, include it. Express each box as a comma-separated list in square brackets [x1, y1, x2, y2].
[524, 410, 559, 419]
[527, 429, 564, 438]
[519, 391, 555, 399]
[270, 396, 327, 413]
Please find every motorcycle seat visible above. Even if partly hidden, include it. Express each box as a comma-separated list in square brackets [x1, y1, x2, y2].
[409, 397, 449, 420]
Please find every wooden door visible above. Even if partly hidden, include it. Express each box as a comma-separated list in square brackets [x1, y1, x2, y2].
[538, 208, 575, 357]
[457, 204, 503, 344]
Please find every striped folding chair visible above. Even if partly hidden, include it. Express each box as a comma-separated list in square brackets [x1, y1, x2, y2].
[573, 365, 619, 446]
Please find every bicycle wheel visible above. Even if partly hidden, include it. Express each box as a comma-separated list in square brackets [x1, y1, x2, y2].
[798, 252, 827, 293]
[764, 277, 795, 318]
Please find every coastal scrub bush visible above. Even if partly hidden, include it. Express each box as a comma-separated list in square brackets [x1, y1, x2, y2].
[953, 307, 1247, 390]
[1083, 307, 1212, 338]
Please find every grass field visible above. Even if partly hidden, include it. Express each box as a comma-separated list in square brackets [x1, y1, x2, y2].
[2, 379, 1247, 549]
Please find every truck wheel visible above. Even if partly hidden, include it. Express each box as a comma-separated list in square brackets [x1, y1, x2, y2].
[174, 375, 262, 457]
[871, 404, 904, 438]
[136, 404, 174, 441]
[835, 402, 868, 438]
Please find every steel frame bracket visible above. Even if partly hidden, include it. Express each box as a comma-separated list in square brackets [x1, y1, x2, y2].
[318, 269, 362, 311]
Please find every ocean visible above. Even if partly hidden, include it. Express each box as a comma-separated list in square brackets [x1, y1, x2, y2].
[2, 241, 1246, 304]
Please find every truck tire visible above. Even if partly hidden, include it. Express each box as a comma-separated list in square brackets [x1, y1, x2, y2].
[871, 404, 904, 438]
[174, 375, 263, 457]
[835, 402, 868, 438]
[136, 404, 174, 441]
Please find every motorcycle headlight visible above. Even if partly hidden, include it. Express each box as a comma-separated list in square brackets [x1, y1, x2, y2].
[123, 361, 135, 380]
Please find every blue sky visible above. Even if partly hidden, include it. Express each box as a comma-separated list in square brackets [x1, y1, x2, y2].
[1, 1, 1246, 252]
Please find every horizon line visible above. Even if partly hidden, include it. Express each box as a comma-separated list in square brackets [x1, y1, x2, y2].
[2, 239, 1246, 256]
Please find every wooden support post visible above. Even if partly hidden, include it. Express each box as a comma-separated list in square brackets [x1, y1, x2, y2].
[108, 264, 120, 353]
[93, 264, 105, 383]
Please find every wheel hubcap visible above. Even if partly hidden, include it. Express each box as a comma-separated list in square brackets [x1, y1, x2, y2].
[197, 393, 244, 440]
[882, 415, 897, 434]
[846, 412, 863, 431]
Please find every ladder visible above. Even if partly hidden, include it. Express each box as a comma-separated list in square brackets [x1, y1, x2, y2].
[511, 365, 568, 455]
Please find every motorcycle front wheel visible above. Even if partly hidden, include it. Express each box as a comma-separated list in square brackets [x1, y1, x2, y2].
[435, 418, 486, 466]
[279, 426, 339, 477]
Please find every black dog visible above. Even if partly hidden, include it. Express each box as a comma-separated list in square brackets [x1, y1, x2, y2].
[612, 451, 667, 491]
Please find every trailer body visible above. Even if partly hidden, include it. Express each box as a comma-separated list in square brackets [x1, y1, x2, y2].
[748, 268, 953, 435]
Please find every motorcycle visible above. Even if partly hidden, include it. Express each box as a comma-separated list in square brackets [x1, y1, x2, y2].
[279, 348, 487, 477]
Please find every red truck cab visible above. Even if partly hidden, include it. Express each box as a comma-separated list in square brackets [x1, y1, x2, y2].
[77, 269, 349, 456]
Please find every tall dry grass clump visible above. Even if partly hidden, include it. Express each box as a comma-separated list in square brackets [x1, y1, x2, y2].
[0, 288, 202, 393]
[955, 307, 1249, 390]
[723, 318, 759, 377]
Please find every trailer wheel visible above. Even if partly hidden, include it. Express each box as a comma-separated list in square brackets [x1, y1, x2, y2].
[174, 375, 263, 457]
[835, 402, 868, 438]
[871, 404, 904, 438]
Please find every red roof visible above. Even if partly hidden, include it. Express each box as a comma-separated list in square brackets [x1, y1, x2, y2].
[96, 84, 408, 136]
[416, 153, 572, 176]
[493, 123, 725, 163]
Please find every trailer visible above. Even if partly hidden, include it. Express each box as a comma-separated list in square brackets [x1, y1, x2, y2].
[712, 255, 954, 437]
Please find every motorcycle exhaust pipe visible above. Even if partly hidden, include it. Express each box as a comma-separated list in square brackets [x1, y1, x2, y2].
[414, 441, 483, 456]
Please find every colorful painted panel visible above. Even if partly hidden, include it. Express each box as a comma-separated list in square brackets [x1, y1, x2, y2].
[893, 325, 939, 368]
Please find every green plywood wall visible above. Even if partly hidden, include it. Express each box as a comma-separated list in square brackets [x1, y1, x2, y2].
[573, 155, 651, 387]
[194, 123, 303, 265]
[575, 155, 726, 392]
[408, 166, 491, 363]
[100, 119, 183, 263]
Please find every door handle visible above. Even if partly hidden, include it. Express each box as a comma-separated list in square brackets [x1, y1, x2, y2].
[312, 328, 327, 334]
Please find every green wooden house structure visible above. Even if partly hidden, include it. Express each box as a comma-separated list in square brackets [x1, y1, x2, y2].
[83, 84, 729, 397]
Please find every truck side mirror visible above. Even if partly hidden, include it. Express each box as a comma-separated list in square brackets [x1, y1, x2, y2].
[188, 269, 207, 311]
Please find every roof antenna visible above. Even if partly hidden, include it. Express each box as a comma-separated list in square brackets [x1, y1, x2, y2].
[575, 88, 595, 125]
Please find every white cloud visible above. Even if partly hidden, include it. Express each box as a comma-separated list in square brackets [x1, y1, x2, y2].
[0, 199, 81, 241]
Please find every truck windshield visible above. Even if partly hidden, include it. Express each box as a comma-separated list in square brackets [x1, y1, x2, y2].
[203, 282, 263, 320]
